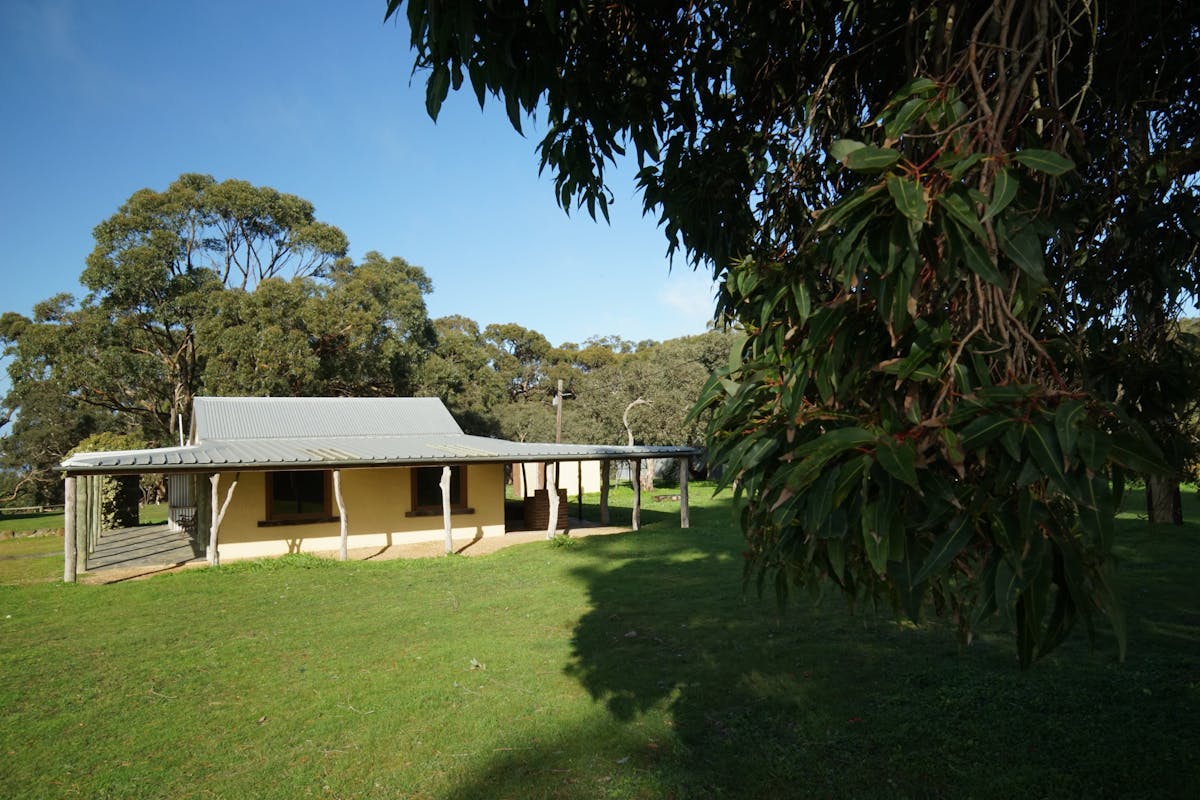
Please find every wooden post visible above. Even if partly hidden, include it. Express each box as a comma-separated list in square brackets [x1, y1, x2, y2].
[63, 476, 77, 583]
[632, 459, 642, 531]
[577, 461, 583, 522]
[679, 457, 690, 529]
[546, 462, 559, 539]
[78, 476, 90, 573]
[600, 459, 610, 524]
[519, 462, 528, 498]
[209, 474, 220, 565]
[440, 465, 453, 554]
[334, 469, 348, 561]
[208, 473, 239, 566]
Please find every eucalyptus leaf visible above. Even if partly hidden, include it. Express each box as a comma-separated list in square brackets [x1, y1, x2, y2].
[982, 168, 1018, 221]
[1012, 149, 1075, 176]
[844, 146, 901, 172]
[886, 175, 927, 223]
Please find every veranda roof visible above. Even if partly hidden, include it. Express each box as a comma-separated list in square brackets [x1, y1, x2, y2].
[61, 397, 698, 475]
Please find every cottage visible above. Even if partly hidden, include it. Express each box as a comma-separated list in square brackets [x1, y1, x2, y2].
[59, 397, 698, 581]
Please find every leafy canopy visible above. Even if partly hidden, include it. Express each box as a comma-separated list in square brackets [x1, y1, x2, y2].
[391, 0, 1200, 665]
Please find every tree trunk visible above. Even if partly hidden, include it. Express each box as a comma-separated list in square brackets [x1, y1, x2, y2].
[1145, 474, 1183, 525]
[441, 465, 453, 554]
[639, 458, 655, 491]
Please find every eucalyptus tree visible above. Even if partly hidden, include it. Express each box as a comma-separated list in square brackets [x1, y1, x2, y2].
[391, 0, 1200, 664]
[82, 173, 349, 437]
[414, 315, 508, 434]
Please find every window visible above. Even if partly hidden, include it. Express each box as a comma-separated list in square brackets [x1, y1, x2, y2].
[265, 470, 334, 523]
[409, 465, 471, 515]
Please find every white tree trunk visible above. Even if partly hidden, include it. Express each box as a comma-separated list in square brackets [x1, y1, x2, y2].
[209, 473, 239, 566]
[632, 460, 642, 531]
[546, 462, 559, 539]
[334, 470, 348, 561]
[599, 459, 610, 525]
[441, 465, 453, 554]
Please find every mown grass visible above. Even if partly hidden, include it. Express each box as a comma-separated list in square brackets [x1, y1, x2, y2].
[0, 483, 1197, 799]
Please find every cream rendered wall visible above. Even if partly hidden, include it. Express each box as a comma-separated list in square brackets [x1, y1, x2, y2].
[512, 459, 602, 496]
[211, 463, 506, 561]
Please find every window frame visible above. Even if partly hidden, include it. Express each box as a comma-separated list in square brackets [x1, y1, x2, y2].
[408, 465, 472, 516]
[262, 470, 337, 525]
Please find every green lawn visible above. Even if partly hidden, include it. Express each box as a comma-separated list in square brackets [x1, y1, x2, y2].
[0, 483, 1197, 798]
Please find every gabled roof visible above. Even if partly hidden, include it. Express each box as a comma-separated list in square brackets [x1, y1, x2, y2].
[193, 396, 462, 440]
[62, 397, 699, 475]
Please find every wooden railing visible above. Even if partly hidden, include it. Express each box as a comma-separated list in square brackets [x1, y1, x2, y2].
[0, 504, 66, 515]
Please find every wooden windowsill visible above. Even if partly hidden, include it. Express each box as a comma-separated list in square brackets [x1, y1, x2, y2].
[405, 508, 475, 518]
[257, 516, 340, 528]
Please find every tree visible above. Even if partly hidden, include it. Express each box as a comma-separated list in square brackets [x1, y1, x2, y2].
[2, 177, 440, 494]
[483, 322, 554, 401]
[82, 173, 349, 436]
[414, 315, 507, 434]
[197, 252, 436, 398]
[0, 302, 122, 503]
[391, 0, 1200, 665]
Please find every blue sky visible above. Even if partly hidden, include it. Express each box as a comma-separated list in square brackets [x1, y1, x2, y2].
[0, 0, 716, 362]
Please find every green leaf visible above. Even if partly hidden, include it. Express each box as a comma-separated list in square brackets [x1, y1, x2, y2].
[861, 502, 891, 576]
[826, 536, 846, 582]
[425, 64, 452, 120]
[791, 282, 812, 323]
[886, 175, 927, 223]
[1026, 422, 1070, 494]
[996, 217, 1047, 284]
[936, 191, 986, 241]
[844, 146, 901, 172]
[876, 436, 919, 489]
[888, 544, 927, 621]
[982, 168, 1017, 221]
[948, 152, 985, 180]
[913, 515, 974, 584]
[1012, 149, 1075, 176]
[960, 413, 1013, 451]
[945, 214, 1005, 287]
[1076, 471, 1115, 551]
[1093, 564, 1127, 662]
[828, 139, 866, 162]
[1108, 431, 1170, 475]
[884, 97, 930, 140]
[1054, 401, 1085, 461]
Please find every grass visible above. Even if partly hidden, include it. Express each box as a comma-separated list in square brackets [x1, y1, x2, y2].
[0, 483, 1197, 798]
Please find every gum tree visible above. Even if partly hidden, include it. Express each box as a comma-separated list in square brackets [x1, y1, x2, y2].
[389, 0, 1200, 664]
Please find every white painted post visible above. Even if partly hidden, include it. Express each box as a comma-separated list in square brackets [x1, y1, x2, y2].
[441, 465, 453, 554]
[632, 459, 642, 531]
[334, 469, 348, 561]
[679, 457, 690, 529]
[63, 476, 77, 583]
[546, 462, 559, 539]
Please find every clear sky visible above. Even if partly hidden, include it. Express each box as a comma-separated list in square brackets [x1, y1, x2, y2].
[0, 0, 717, 360]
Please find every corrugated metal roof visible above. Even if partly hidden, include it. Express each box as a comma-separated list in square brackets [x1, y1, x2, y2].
[193, 396, 462, 440]
[61, 434, 697, 474]
[61, 397, 699, 475]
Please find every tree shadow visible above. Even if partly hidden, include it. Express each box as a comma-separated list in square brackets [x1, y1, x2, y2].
[441, 526, 1200, 799]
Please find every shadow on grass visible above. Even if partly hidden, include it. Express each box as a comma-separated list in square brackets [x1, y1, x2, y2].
[442, 516, 1200, 799]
